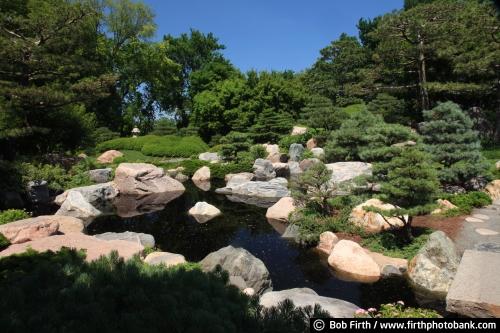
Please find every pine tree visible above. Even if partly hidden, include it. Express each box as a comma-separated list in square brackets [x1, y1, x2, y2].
[367, 93, 407, 124]
[300, 95, 348, 131]
[372, 147, 440, 241]
[251, 108, 293, 143]
[419, 102, 489, 188]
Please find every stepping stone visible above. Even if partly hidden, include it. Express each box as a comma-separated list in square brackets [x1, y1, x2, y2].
[472, 214, 490, 220]
[475, 228, 499, 236]
[447, 250, 500, 317]
[466, 217, 485, 223]
[475, 243, 500, 253]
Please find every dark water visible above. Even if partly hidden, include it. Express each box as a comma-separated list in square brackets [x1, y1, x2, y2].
[87, 181, 416, 309]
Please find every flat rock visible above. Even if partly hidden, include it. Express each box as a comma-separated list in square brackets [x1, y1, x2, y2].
[475, 228, 499, 236]
[49, 215, 85, 234]
[472, 214, 490, 220]
[188, 201, 222, 223]
[265, 197, 296, 223]
[259, 288, 358, 318]
[446, 250, 500, 317]
[144, 251, 186, 267]
[328, 240, 381, 283]
[94, 231, 155, 247]
[466, 217, 485, 223]
[0, 233, 143, 262]
[200, 245, 272, 294]
[96, 150, 123, 164]
[225, 172, 255, 187]
[216, 179, 290, 204]
[0, 216, 59, 244]
[325, 162, 372, 185]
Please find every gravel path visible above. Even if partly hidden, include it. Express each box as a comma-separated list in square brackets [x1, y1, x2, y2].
[454, 200, 500, 255]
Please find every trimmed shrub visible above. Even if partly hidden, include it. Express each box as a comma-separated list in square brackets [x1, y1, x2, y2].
[0, 209, 30, 225]
[442, 191, 492, 214]
[92, 127, 120, 144]
[97, 135, 209, 158]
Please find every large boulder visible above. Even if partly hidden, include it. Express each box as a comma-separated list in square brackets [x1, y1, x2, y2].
[198, 152, 221, 163]
[289, 143, 305, 162]
[350, 199, 405, 234]
[408, 231, 460, 303]
[311, 147, 325, 159]
[94, 231, 155, 248]
[253, 158, 276, 181]
[291, 126, 307, 136]
[265, 197, 296, 223]
[485, 180, 500, 200]
[188, 201, 222, 223]
[88, 168, 112, 183]
[446, 250, 500, 318]
[299, 158, 320, 172]
[55, 183, 117, 224]
[367, 251, 408, 278]
[325, 162, 372, 186]
[216, 178, 290, 207]
[96, 150, 123, 164]
[327, 240, 381, 283]
[192, 166, 211, 182]
[200, 245, 272, 294]
[144, 251, 186, 267]
[0, 233, 143, 262]
[317, 231, 339, 255]
[113, 163, 185, 196]
[288, 161, 303, 176]
[260, 288, 358, 318]
[0, 216, 59, 244]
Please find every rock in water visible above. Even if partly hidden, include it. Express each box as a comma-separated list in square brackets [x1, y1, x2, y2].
[188, 201, 222, 223]
[265, 197, 296, 223]
[96, 150, 123, 164]
[192, 166, 211, 182]
[327, 240, 381, 283]
[317, 231, 339, 255]
[94, 231, 155, 248]
[253, 158, 276, 180]
[408, 231, 460, 304]
[289, 143, 304, 162]
[200, 245, 272, 294]
[113, 163, 185, 196]
[260, 288, 358, 318]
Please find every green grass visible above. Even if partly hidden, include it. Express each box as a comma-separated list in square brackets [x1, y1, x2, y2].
[361, 229, 432, 260]
[97, 135, 209, 158]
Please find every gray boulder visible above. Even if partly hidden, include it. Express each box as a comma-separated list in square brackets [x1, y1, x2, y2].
[288, 161, 303, 176]
[198, 152, 221, 163]
[94, 231, 155, 248]
[325, 162, 372, 185]
[88, 168, 112, 183]
[200, 245, 272, 294]
[253, 158, 276, 181]
[408, 231, 460, 304]
[260, 288, 358, 318]
[289, 143, 304, 162]
[27, 180, 49, 204]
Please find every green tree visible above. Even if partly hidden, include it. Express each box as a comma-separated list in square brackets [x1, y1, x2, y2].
[251, 108, 294, 143]
[419, 102, 490, 187]
[150, 118, 178, 136]
[367, 93, 407, 124]
[292, 162, 335, 215]
[304, 33, 369, 105]
[300, 95, 349, 131]
[372, 147, 440, 241]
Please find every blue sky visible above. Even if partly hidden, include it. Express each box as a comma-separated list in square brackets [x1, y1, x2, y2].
[144, 0, 403, 72]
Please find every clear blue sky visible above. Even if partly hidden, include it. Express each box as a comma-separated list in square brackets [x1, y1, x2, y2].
[144, 0, 403, 72]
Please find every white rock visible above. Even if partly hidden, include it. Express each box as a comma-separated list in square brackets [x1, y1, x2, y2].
[192, 166, 211, 182]
[188, 201, 221, 223]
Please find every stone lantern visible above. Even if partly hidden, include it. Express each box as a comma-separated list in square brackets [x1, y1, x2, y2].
[131, 127, 140, 138]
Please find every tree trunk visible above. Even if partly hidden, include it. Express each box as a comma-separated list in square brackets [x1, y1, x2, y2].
[417, 32, 430, 111]
[495, 86, 500, 143]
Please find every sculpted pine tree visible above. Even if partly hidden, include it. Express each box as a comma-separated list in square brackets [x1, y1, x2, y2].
[419, 102, 489, 189]
[370, 147, 440, 241]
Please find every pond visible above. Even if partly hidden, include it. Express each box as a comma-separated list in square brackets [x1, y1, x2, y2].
[86, 180, 417, 310]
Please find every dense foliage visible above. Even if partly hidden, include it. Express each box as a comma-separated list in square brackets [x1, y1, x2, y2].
[0, 209, 30, 225]
[0, 249, 329, 333]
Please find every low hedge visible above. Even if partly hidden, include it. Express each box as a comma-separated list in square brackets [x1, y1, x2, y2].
[97, 135, 209, 158]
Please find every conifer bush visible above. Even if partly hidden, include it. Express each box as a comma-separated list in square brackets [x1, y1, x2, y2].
[419, 102, 489, 187]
